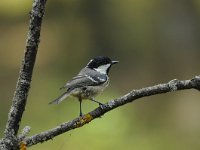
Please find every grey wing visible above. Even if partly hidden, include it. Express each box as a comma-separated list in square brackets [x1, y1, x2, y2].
[60, 75, 85, 90]
[60, 74, 107, 90]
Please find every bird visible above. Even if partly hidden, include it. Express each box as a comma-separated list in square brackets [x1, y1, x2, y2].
[49, 56, 118, 116]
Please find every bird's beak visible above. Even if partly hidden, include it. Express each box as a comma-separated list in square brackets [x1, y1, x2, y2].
[111, 60, 119, 65]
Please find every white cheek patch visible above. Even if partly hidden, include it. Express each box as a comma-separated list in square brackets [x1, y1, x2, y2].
[95, 64, 111, 74]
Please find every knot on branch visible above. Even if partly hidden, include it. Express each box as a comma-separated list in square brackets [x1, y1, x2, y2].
[168, 79, 179, 91]
[191, 75, 200, 90]
[107, 100, 116, 108]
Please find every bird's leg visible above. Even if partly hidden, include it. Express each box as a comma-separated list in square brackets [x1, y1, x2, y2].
[89, 98, 103, 106]
[79, 97, 83, 117]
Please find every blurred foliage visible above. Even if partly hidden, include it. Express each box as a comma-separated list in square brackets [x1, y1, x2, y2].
[1, 0, 200, 150]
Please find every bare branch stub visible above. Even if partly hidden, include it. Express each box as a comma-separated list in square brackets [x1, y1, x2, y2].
[25, 76, 200, 147]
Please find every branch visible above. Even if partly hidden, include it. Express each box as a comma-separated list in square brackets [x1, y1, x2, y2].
[3, 0, 47, 148]
[25, 76, 200, 147]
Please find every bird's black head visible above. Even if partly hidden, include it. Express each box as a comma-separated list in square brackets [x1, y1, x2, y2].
[87, 56, 118, 74]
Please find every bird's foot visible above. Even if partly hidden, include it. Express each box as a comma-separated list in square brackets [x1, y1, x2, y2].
[79, 111, 83, 117]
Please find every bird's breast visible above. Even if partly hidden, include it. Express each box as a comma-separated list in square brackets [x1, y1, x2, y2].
[71, 81, 109, 99]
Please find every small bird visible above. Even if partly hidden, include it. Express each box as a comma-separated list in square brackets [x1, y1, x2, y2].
[49, 56, 118, 116]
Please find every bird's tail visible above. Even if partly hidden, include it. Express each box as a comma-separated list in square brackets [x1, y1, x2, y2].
[49, 91, 71, 104]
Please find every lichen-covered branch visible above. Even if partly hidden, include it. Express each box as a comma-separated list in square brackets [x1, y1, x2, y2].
[2, 0, 47, 149]
[25, 76, 200, 147]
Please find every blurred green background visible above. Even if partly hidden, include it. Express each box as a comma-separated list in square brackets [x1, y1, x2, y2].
[1, 0, 200, 150]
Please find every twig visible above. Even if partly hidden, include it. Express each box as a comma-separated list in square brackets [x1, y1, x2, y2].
[25, 76, 200, 147]
[3, 0, 47, 149]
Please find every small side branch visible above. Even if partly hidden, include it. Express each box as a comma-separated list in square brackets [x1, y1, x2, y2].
[25, 76, 200, 147]
[3, 0, 47, 149]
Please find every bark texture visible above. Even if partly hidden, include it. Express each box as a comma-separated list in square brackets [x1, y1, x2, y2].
[1, 0, 47, 149]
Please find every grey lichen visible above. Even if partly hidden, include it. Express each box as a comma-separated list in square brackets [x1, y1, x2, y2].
[19, 79, 31, 86]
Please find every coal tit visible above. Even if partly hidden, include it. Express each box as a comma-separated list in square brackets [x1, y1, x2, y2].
[49, 56, 118, 116]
